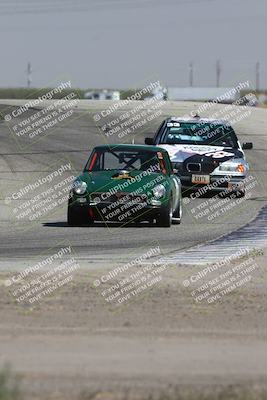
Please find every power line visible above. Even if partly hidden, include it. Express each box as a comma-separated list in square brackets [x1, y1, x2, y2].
[189, 62, 194, 87]
[216, 59, 221, 87]
[256, 61, 260, 91]
[26, 62, 32, 88]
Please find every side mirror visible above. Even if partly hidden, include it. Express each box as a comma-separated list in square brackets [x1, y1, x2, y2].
[242, 142, 253, 150]
[145, 137, 154, 145]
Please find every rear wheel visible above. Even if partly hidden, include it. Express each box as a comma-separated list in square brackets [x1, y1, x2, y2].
[156, 200, 172, 227]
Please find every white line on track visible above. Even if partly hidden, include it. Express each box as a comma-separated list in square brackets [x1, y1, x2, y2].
[157, 206, 267, 265]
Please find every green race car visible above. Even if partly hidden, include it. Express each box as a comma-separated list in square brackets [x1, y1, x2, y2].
[68, 144, 182, 227]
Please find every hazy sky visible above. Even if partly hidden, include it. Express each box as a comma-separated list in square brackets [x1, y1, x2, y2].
[1, 0, 267, 89]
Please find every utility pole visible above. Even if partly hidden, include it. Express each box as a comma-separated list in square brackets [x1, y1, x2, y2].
[256, 61, 260, 92]
[189, 61, 194, 87]
[27, 62, 32, 88]
[216, 59, 221, 87]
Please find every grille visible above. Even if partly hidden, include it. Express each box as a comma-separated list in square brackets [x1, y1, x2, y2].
[90, 192, 147, 204]
[199, 162, 218, 174]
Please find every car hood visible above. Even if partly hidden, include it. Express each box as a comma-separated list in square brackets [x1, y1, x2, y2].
[158, 144, 244, 164]
[78, 170, 164, 193]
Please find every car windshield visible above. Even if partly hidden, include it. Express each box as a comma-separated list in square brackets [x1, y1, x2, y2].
[160, 122, 238, 147]
[86, 149, 163, 172]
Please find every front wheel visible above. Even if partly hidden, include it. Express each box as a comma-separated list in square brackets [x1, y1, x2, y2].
[67, 206, 93, 226]
[156, 201, 172, 227]
[172, 200, 182, 225]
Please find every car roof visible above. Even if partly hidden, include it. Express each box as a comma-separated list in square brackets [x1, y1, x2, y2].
[93, 144, 167, 153]
[166, 116, 230, 125]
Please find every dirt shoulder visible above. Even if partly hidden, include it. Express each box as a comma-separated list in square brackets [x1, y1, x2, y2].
[0, 248, 267, 400]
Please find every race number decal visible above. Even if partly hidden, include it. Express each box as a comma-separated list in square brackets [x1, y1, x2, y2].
[206, 151, 235, 159]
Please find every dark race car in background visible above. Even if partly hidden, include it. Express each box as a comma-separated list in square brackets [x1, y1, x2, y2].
[145, 117, 253, 197]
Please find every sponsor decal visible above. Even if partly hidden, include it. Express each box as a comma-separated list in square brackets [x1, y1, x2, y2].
[159, 144, 237, 163]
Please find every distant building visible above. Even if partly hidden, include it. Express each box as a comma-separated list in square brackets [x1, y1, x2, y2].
[167, 87, 241, 103]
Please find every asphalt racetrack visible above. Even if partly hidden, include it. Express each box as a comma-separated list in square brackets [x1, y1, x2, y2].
[0, 99, 266, 268]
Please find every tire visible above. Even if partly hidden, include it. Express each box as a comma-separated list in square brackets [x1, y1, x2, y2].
[156, 200, 172, 227]
[234, 189, 245, 198]
[67, 206, 93, 226]
[172, 200, 182, 225]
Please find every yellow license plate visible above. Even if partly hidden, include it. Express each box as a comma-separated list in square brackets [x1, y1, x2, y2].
[192, 174, 210, 184]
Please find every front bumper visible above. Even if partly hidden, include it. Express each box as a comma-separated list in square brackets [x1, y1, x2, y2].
[179, 174, 246, 193]
[69, 199, 165, 222]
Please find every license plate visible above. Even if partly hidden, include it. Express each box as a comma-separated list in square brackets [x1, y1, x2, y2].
[192, 174, 210, 184]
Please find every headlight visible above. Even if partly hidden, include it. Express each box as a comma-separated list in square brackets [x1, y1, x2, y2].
[152, 184, 166, 199]
[73, 180, 87, 195]
[218, 162, 246, 173]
